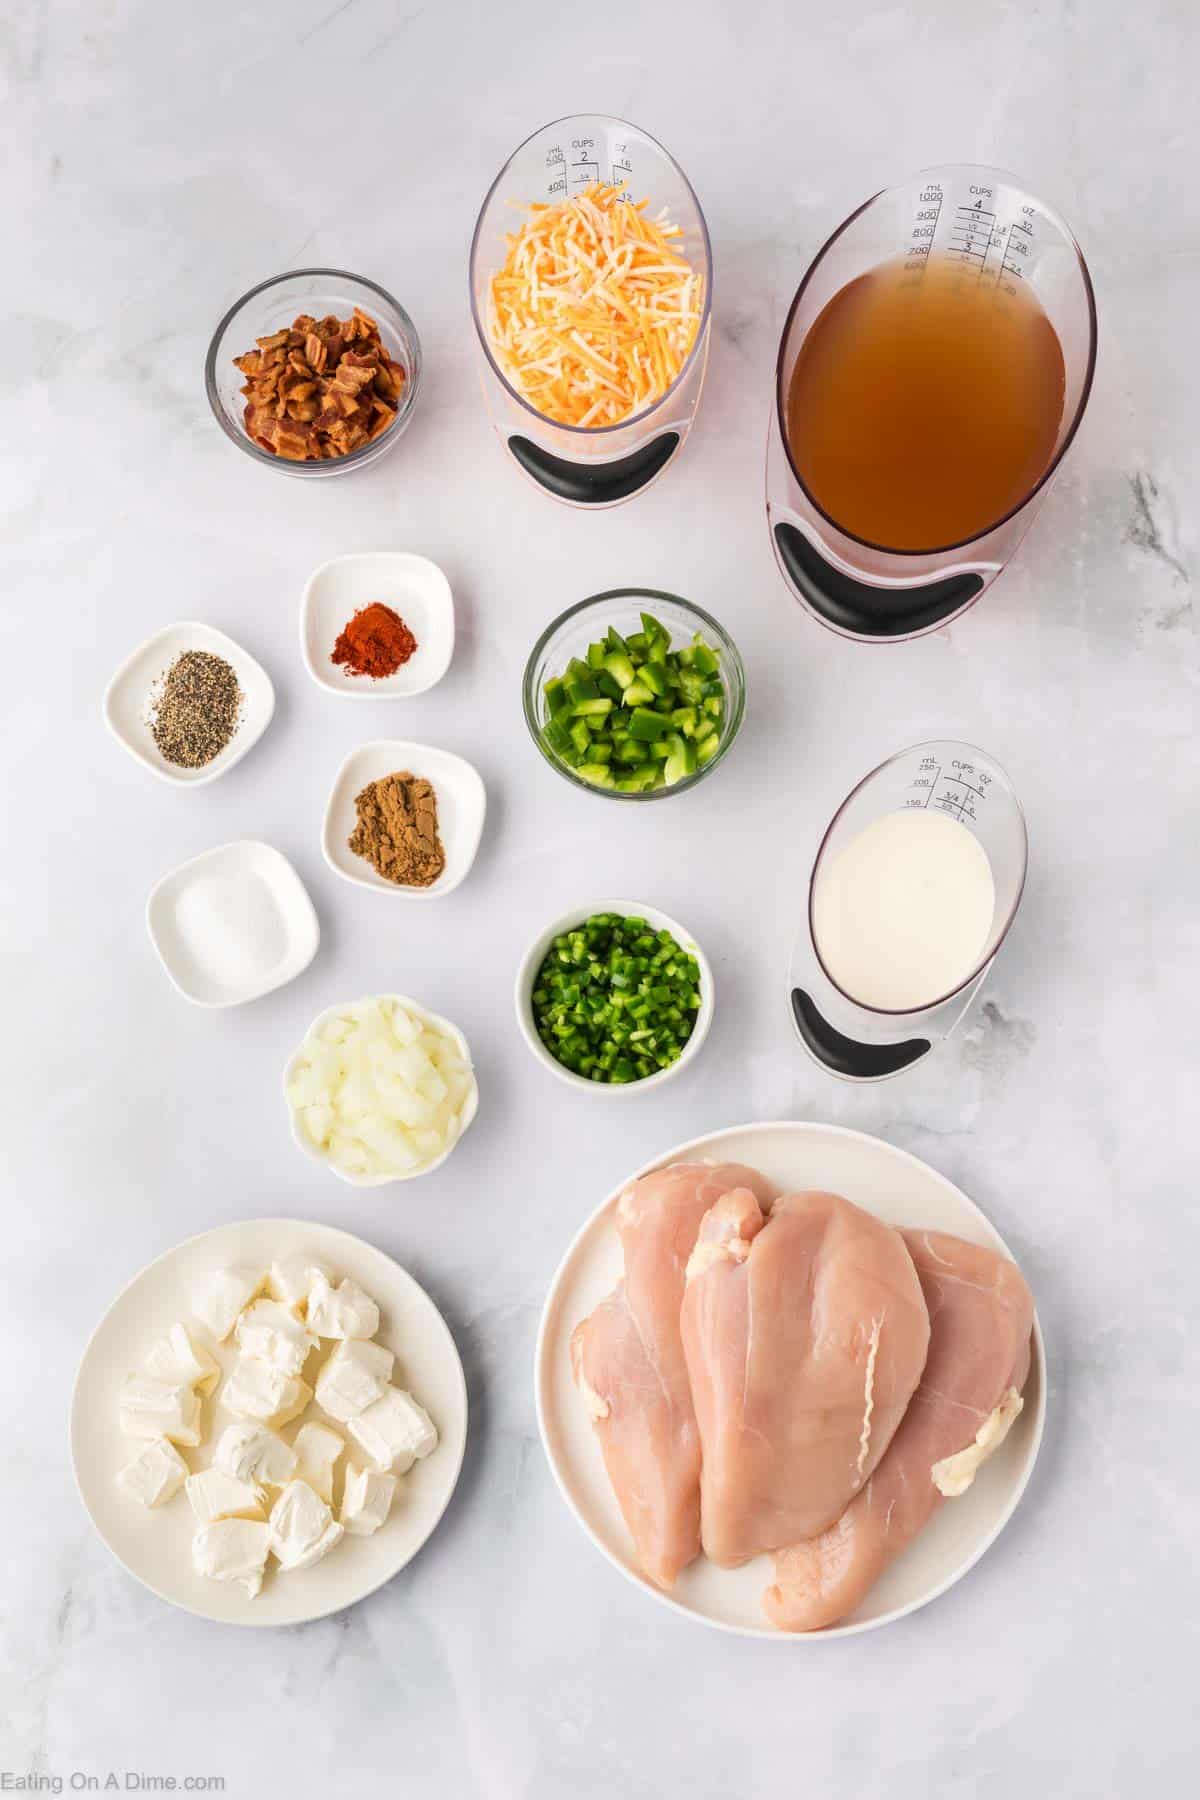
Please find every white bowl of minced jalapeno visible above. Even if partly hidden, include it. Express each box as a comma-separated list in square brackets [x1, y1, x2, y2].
[522, 591, 745, 800]
[515, 903, 714, 1091]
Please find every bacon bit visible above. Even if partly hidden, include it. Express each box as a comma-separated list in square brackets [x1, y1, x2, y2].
[486, 183, 703, 428]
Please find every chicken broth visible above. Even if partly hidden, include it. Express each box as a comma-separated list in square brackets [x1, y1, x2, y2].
[785, 253, 1066, 551]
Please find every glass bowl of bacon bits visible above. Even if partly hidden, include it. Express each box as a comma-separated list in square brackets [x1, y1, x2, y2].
[205, 270, 421, 477]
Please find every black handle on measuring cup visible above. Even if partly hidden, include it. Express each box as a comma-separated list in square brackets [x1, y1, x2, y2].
[773, 523, 984, 639]
[508, 433, 679, 504]
[790, 988, 931, 1080]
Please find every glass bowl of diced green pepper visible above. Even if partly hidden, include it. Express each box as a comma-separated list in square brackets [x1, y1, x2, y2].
[515, 902, 715, 1092]
[522, 590, 745, 800]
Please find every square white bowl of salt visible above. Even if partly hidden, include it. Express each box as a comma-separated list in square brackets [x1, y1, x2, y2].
[146, 841, 320, 1006]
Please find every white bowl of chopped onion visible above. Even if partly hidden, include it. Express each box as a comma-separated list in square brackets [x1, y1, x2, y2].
[284, 994, 478, 1186]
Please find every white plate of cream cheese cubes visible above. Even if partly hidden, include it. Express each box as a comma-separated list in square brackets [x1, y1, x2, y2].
[71, 1219, 468, 1625]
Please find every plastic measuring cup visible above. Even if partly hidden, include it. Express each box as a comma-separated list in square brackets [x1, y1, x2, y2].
[767, 164, 1097, 640]
[469, 115, 712, 507]
[789, 740, 1028, 1081]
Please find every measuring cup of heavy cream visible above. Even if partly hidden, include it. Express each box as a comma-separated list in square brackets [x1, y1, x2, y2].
[810, 741, 1027, 1016]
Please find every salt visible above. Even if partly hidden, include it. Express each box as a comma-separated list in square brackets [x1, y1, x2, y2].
[171, 869, 288, 997]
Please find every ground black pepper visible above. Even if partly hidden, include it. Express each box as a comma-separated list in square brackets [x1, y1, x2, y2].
[149, 650, 243, 769]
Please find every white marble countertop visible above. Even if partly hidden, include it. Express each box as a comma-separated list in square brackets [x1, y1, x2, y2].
[3, 0, 1197, 1792]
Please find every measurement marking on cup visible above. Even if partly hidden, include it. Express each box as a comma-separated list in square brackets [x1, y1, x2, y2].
[936, 790, 976, 822]
[949, 202, 995, 270]
[999, 209, 1034, 284]
[908, 187, 945, 265]
[914, 760, 987, 823]
[911, 763, 944, 806]
[567, 138, 600, 192]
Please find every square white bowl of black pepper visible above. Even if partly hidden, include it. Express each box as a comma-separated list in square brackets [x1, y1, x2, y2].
[103, 620, 275, 786]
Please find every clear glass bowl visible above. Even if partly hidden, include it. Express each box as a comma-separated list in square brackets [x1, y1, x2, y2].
[523, 589, 746, 802]
[205, 269, 422, 479]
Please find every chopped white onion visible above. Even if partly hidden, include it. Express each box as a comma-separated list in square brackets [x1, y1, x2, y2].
[286, 997, 475, 1181]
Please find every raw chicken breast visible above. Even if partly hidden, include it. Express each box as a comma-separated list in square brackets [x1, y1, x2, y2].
[571, 1161, 779, 1589]
[764, 1228, 1034, 1631]
[682, 1190, 931, 1567]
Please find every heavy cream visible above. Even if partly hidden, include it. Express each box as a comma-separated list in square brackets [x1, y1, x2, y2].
[812, 808, 996, 1012]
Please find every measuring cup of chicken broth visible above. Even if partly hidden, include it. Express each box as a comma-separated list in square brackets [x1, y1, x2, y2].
[811, 743, 1027, 1014]
[767, 165, 1096, 640]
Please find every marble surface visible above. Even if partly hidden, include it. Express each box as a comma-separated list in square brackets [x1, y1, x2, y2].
[3, 0, 1197, 1792]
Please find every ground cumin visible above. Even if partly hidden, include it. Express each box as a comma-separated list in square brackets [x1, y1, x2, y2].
[348, 771, 446, 887]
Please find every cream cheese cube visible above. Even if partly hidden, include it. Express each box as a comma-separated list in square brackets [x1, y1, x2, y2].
[292, 1422, 343, 1504]
[222, 1357, 311, 1429]
[144, 1323, 220, 1395]
[340, 1465, 396, 1536]
[931, 1388, 1025, 1498]
[192, 1519, 271, 1596]
[268, 1480, 344, 1570]
[213, 1421, 297, 1490]
[266, 1254, 331, 1316]
[117, 1438, 189, 1508]
[193, 1267, 266, 1343]
[313, 1339, 394, 1423]
[185, 1468, 264, 1524]
[120, 1375, 203, 1448]
[235, 1299, 317, 1376]
[346, 1387, 437, 1474]
[306, 1273, 380, 1341]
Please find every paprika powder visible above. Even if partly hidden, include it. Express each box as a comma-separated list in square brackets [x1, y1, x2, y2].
[331, 602, 418, 679]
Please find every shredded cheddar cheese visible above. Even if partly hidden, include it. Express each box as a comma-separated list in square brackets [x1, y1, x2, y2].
[486, 183, 704, 428]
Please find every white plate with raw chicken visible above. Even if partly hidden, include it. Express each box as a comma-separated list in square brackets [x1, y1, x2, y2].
[535, 1121, 1045, 1638]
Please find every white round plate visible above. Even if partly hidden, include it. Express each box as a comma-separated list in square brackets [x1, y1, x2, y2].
[301, 552, 454, 698]
[103, 620, 275, 786]
[322, 739, 486, 899]
[536, 1120, 1046, 1639]
[72, 1218, 468, 1627]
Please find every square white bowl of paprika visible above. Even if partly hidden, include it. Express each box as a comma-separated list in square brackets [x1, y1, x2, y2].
[301, 552, 454, 699]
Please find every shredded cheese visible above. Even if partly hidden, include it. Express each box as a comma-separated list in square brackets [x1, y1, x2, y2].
[486, 183, 704, 428]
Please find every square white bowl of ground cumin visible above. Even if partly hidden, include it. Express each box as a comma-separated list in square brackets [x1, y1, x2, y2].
[103, 621, 275, 786]
[322, 740, 486, 899]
